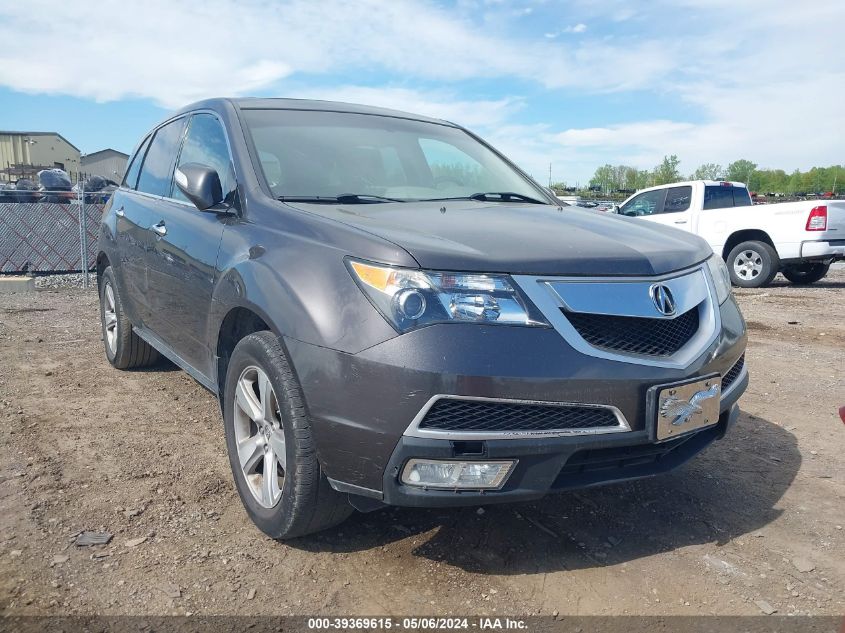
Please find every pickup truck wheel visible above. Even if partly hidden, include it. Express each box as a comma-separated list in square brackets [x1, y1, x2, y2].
[223, 331, 353, 540]
[782, 262, 830, 285]
[98, 266, 159, 369]
[727, 241, 779, 288]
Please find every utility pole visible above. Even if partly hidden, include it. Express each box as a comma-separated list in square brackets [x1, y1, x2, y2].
[548, 163, 552, 187]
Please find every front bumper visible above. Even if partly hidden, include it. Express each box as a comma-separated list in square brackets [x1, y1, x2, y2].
[285, 295, 748, 503]
[380, 399, 742, 507]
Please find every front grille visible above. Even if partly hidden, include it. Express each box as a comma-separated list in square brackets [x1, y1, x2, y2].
[563, 306, 700, 357]
[417, 398, 620, 433]
[722, 354, 745, 390]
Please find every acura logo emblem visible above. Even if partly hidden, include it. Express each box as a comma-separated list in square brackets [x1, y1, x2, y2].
[650, 284, 676, 316]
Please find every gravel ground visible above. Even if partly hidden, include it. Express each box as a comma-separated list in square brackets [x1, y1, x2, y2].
[32, 273, 93, 290]
[0, 270, 843, 616]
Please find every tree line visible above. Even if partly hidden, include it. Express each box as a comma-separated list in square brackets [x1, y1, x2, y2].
[562, 156, 845, 195]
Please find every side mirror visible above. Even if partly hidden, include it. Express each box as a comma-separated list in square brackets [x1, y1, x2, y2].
[175, 163, 224, 211]
[611, 204, 620, 214]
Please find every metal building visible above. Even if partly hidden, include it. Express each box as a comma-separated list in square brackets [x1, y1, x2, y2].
[0, 131, 81, 183]
[80, 148, 129, 183]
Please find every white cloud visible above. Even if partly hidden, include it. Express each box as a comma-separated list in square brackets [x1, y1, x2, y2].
[293, 86, 523, 129]
[0, 0, 842, 184]
[527, 0, 845, 179]
[0, 0, 678, 107]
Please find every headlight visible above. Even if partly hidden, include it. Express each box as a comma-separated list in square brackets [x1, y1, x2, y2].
[706, 255, 732, 304]
[347, 259, 548, 332]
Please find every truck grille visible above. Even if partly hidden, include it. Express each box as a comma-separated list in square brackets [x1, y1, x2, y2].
[417, 398, 620, 433]
[722, 354, 745, 391]
[563, 306, 699, 357]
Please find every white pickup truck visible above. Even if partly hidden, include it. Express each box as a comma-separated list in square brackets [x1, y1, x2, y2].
[616, 180, 845, 287]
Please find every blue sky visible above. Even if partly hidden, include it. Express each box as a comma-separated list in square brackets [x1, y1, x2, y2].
[1, 0, 842, 184]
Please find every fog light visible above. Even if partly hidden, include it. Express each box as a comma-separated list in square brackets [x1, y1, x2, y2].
[401, 459, 515, 489]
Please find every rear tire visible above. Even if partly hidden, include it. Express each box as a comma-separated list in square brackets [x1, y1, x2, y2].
[727, 241, 779, 288]
[99, 266, 159, 369]
[222, 331, 352, 540]
[782, 262, 830, 285]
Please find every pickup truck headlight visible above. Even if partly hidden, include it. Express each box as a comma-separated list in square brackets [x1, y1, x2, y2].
[706, 255, 732, 304]
[348, 259, 548, 332]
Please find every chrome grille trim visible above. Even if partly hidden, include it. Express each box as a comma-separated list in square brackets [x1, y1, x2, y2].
[512, 264, 721, 369]
[403, 394, 631, 440]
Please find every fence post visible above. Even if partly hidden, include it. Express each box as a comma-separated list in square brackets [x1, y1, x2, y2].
[77, 176, 89, 288]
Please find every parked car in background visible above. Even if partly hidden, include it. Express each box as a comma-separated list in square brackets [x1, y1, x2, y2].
[616, 180, 845, 287]
[97, 98, 747, 539]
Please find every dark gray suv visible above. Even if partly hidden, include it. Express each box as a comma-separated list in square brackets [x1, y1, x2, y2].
[97, 98, 748, 539]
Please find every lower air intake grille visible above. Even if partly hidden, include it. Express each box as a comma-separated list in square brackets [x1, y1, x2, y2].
[563, 306, 700, 357]
[417, 399, 620, 433]
[722, 354, 745, 390]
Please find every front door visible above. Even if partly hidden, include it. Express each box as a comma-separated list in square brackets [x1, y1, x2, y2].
[640, 185, 695, 232]
[144, 112, 236, 377]
[146, 198, 226, 374]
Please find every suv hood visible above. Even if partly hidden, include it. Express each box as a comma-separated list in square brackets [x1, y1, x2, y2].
[291, 200, 712, 276]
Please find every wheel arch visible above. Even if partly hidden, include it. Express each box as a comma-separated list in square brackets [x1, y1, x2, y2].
[721, 229, 776, 262]
[95, 251, 110, 288]
[213, 302, 280, 401]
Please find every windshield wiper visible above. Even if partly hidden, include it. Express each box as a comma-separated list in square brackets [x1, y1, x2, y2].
[276, 196, 338, 204]
[336, 193, 405, 203]
[468, 192, 547, 204]
[277, 194, 404, 204]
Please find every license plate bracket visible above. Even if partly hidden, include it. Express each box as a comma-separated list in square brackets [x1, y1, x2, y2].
[650, 374, 721, 442]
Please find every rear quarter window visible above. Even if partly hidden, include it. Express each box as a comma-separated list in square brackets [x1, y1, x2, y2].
[732, 187, 752, 207]
[122, 135, 151, 190]
[136, 118, 187, 197]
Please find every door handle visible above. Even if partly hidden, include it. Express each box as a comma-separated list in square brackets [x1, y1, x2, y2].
[674, 220, 688, 224]
[151, 221, 167, 237]
[114, 207, 125, 217]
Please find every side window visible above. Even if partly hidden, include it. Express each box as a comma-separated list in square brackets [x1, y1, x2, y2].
[662, 186, 692, 213]
[122, 135, 151, 190]
[703, 185, 734, 210]
[620, 189, 666, 216]
[173, 113, 234, 201]
[732, 187, 752, 207]
[137, 118, 187, 197]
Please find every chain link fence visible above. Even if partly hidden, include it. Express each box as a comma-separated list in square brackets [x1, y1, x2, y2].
[0, 190, 104, 286]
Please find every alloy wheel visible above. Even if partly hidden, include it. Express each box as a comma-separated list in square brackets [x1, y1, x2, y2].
[233, 365, 286, 508]
[103, 283, 118, 354]
[733, 249, 763, 281]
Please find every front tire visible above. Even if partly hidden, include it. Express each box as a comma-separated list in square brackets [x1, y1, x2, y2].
[782, 262, 830, 285]
[727, 241, 779, 288]
[99, 266, 159, 369]
[223, 331, 352, 539]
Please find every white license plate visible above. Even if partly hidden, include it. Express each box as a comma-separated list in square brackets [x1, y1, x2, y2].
[655, 376, 721, 441]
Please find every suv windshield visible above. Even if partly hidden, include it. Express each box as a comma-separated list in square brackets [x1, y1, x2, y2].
[242, 109, 545, 203]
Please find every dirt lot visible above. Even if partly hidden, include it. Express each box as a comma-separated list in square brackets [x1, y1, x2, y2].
[1, 270, 843, 617]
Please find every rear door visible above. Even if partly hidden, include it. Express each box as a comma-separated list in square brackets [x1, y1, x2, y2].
[111, 134, 155, 325]
[131, 117, 188, 340]
[696, 184, 753, 252]
[145, 112, 234, 377]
